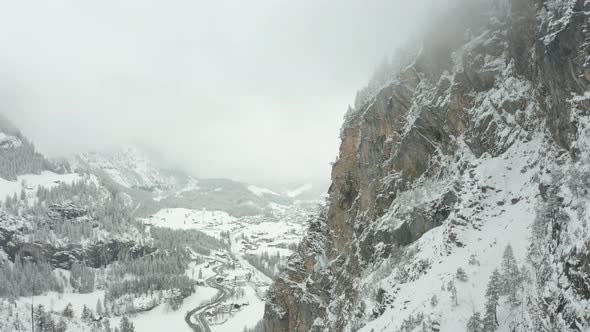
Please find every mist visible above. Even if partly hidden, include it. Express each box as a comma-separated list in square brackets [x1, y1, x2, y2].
[0, 0, 449, 184]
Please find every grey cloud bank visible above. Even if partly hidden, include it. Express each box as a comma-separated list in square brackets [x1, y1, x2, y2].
[0, 0, 446, 183]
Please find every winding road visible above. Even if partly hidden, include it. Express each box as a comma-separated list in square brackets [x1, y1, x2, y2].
[184, 262, 234, 332]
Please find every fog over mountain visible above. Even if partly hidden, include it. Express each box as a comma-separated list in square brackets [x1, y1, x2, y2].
[0, 0, 448, 183]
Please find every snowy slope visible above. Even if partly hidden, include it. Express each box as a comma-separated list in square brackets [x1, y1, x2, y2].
[358, 135, 546, 332]
[264, 1, 590, 331]
[248, 185, 281, 197]
[0, 132, 22, 150]
[69, 146, 305, 217]
[69, 146, 178, 191]
[0, 171, 88, 202]
[285, 183, 313, 198]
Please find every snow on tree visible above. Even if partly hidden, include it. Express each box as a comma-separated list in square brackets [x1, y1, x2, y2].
[447, 281, 458, 307]
[119, 316, 135, 332]
[12, 317, 24, 331]
[456, 267, 468, 282]
[70, 262, 95, 293]
[81, 304, 93, 321]
[96, 298, 104, 316]
[62, 303, 74, 318]
[34, 304, 55, 332]
[466, 312, 483, 332]
[34, 305, 48, 331]
[500, 244, 521, 305]
[483, 269, 502, 331]
[430, 294, 438, 307]
[469, 254, 480, 266]
[102, 317, 113, 332]
[56, 317, 68, 332]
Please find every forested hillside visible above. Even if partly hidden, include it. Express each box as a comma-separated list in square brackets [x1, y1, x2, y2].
[0, 115, 53, 181]
[0, 117, 235, 331]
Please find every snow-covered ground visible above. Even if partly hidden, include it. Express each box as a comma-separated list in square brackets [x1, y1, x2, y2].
[109, 286, 218, 332]
[285, 183, 313, 198]
[247, 185, 280, 197]
[0, 171, 87, 202]
[145, 208, 237, 239]
[209, 286, 265, 332]
[17, 289, 105, 317]
[358, 136, 546, 332]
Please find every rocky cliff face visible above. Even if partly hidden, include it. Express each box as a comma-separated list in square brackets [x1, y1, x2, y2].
[265, 0, 590, 331]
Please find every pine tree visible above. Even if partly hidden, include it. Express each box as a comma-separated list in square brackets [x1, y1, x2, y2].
[102, 317, 113, 332]
[466, 312, 483, 332]
[456, 267, 468, 282]
[12, 317, 24, 331]
[198, 268, 203, 279]
[81, 304, 92, 321]
[468, 254, 480, 266]
[430, 294, 438, 307]
[483, 269, 502, 332]
[119, 316, 135, 332]
[501, 244, 521, 305]
[447, 281, 458, 306]
[45, 314, 56, 332]
[56, 317, 68, 332]
[62, 303, 74, 318]
[96, 298, 104, 317]
[35, 305, 48, 332]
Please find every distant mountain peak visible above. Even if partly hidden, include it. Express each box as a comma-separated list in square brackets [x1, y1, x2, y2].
[70, 145, 176, 191]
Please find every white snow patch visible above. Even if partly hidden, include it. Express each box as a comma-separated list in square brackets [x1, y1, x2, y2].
[247, 185, 280, 197]
[285, 183, 313, 198]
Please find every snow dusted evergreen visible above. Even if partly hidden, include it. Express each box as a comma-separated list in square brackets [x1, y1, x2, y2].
[483, 269, 502, 331]
[0, 115, 53, 181]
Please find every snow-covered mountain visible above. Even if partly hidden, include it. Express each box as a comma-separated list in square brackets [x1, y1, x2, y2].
[67, 146, 317, 217]
[264, 1, 590, 331]
[69, 146, 181, 191]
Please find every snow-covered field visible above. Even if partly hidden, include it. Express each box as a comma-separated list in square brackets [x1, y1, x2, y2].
[209, 286, 265, 332]
[248, 185, 280, 197]
[145, 208, 236, 237]
[16, 289, 105, 317]
[0, 171, 88, 202]
[109, 286, 218, 332]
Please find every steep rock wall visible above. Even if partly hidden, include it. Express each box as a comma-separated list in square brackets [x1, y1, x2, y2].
[265, 0, 589, 331]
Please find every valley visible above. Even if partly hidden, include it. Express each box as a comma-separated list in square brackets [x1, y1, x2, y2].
[0, 121, 320, 332]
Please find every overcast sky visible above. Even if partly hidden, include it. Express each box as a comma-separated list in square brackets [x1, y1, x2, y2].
[0, 0, 444, 184]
